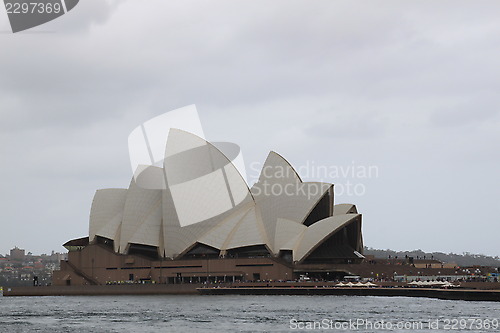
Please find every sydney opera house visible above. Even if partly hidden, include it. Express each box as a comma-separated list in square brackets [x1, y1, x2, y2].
[53, 129, 364, 286]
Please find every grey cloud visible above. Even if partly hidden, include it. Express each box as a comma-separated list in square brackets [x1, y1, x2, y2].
[43, 0, 124, 33]
[430, 98, 499, 128]
[1, 1, 500, 256]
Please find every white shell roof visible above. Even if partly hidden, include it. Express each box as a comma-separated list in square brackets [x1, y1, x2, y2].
[119, 179, 162, 253]
[333, 203, 358, 215]
[89, 189, 127, 245]
[251, 152, 331, 253]
[197, 204, 254, 249]
[294, 214, 360, 262]
[87, 130, 361, 261]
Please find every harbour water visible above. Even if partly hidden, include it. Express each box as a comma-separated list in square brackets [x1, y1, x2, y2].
[0, 295, 498, 332]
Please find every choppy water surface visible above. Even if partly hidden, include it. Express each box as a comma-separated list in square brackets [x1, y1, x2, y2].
[0, 295, 498, 332]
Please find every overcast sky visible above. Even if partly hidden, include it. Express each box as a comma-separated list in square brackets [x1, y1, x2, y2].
[1, 1, 499, 256]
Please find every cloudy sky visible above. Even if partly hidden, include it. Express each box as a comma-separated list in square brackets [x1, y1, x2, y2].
[1, 1, 499, 256]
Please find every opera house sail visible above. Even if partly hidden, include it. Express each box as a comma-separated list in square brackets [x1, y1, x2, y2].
[53, 129, 363, 285]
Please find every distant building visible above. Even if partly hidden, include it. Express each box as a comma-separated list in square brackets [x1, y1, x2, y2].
[49, 251, 67, 262]
[10, 247, 25, 261]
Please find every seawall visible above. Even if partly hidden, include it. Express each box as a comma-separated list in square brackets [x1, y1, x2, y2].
[4, 283, 500, 301]
[197, 286, 500, 302]
[3, 284, 201, 296]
